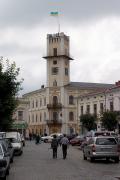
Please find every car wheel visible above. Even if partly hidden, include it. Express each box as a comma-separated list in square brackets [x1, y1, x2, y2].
[2, 175, 6, 180]
[114, 157, 119, 163]
[83, 154, 87, 160]
[90, 157, 95, 162]
[10, 158, 13, 163]
[44, 139, 48, 143]
[6, 168, 9, 175]
[106, 157, 110, 162]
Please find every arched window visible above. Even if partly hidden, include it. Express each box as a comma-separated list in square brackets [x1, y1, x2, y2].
[53, 96, 58, 105]
[36, 114, 38, 122]
[40, 113, 41, 122]
[69, 95, 74, 105]
[32, 100, 34, 108]
[44, 112, 46, 120]
[53, 80, 57, 86]
[53, 112, 58, 121]
[36, 100, 38, 107]
[69, 112, 74, 121]
[32, 114, 34, 122]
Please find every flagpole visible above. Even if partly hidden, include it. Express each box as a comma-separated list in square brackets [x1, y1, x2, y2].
[50, 12, 60, 33]
[57, 15, 60, 33]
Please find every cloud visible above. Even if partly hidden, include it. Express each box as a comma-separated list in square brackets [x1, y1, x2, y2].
[0, 0, 120, 96]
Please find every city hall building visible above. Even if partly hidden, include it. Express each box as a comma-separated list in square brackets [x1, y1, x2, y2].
[17, 32, 118, 135]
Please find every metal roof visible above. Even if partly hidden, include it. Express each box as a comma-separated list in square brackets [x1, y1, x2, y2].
[65, 82, 115, 89]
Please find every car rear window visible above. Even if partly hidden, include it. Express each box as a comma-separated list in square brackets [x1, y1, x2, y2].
[96, 138, 117, 145]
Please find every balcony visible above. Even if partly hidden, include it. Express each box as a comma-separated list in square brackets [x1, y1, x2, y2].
[46, 119, 62, 125]
[47, 103, 62, 110]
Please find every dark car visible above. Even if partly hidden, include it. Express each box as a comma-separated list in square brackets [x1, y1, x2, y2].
[0, 139, 14, 163]
[0, 143, 10, 180]
[70, 135, 84, 146]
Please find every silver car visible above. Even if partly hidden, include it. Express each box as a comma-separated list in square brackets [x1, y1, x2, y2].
[83, 136, 120, 163]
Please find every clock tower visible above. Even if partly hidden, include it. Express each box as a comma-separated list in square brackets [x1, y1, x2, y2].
[43, 32, 73, 87]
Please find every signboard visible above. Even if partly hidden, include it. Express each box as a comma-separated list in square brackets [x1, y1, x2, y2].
[12, 122, 28, 129]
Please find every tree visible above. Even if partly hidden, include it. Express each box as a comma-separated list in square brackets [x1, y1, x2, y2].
[0, 57, 23, 131]
[80, 114, 97, 131]
[101, 111, 118, 131]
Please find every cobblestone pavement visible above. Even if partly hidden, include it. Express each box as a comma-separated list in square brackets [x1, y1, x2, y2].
[7, 141, 120, 180]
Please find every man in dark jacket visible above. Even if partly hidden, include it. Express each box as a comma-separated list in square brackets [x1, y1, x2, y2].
[51, 135, 58, 159]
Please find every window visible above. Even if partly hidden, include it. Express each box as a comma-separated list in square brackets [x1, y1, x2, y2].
[96, 138, 116, 145]
[36, 100, 38, 108]
[53, 48, 57, 56]
[53, 80, 57, 86]
[52, 67, 59, 75]
[53, 60, 57, 65]
[44, 112, 46, 120]
[40, 99, 42, 107]
[32, 101, 34, 108]
[93, 104, 97, 115]
[69, 95, 74, 105]
[44, 98, 46, 106]
[110, 101, 114, 111]
[69, 112, 74, 121]
[53, 96, 58, 105]
[29, 115, 30, 123]
[40, 113, 41, 122]
[53, 112, 58, 121]
[86, 105, 90, 114]
[18, 111, 23, 121]
[32, 114, 34, 122]
[81, 106, 83, 115]
[65, 68, 68, 75]
[36, 114, 38, 122]
[100, 103, 104, 114]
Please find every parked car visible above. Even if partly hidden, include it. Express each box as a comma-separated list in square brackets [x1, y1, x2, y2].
[70, 135, 84, 146]
[0, 139, 14, 163]
[41, 133, 63, 143]
[0, 132, 6, 139]
[0, 143, 10, 180]
[6, 132, 23, 155]
[83, 136, 120, 163]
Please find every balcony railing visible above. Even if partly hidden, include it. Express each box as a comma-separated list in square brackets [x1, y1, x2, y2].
[46, 119, 62, 125]
[47, 103, 62, 109]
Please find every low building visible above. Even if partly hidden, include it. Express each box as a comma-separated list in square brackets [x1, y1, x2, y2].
[77, 81, 120, 132]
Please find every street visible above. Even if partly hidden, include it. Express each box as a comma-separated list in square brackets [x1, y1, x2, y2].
[7, 141, 120, 180]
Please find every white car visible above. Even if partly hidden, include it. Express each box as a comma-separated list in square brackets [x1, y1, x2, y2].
[6, 132, 23, 155]
[41, 133, 63, 143]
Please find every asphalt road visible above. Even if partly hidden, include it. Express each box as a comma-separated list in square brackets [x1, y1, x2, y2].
[7, 141, 120, 180]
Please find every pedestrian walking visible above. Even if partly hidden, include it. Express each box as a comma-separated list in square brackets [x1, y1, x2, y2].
[29, 133, 32, 141]
[35, 134, 40, 144]
[60, 134, 69, 159]
[51, 135, 58, 159]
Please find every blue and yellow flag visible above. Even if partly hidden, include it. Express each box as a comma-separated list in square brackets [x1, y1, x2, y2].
[50, 12, 58, 16]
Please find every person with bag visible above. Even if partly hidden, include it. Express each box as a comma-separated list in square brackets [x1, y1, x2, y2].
[60, 134, 69, 159]
[51, 135, 58, 159]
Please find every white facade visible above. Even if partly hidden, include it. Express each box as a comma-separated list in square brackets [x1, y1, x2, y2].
[77, 85, 120, 131]
[18, 32, 117, 135]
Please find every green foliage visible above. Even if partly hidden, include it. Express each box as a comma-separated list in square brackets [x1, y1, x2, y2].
[80, 114, 97, 131]
[101, 111, 118, 131]
[0, 57, 23, 131]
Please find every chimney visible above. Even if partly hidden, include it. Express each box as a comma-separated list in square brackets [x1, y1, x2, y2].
[41, 85, 44, 89]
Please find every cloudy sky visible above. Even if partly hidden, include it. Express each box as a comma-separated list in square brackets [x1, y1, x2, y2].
[0, 0, 120, 95]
